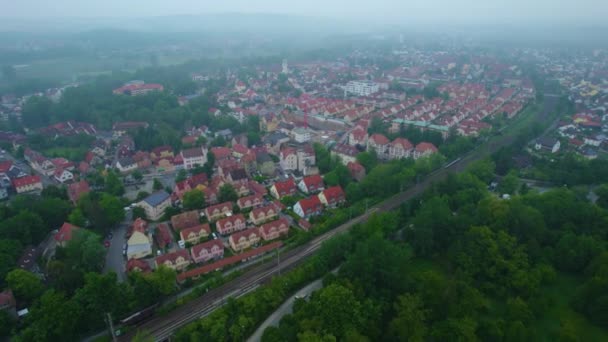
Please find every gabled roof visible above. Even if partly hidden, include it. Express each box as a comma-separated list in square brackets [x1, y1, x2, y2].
[155, 223, 172, 248]
[12, 175, 41, 188]
[216, 214, 246, 230]
[296, 196, 322, 213]
[259, 218, 290, 236]
[251, 204, 278, 219]
[272, 178, 296, 196]
[171, 210, 200, 231]
[155, 249, 190, 265]
[415, 142, 438, 153]
[301, 174, 324, 190]
[126, 258, 152, 273]
[321, 186, 345, 203]
[181, 147, 206, 159]
[55, 222, 80, 243]
[191, 239, 224, 256]
[181, 223, 211, 238]
[391, 137, 413, 150]
[237, 194, 264, 208]
[210, 147, 232, 160]
[369, 133, 390, 145]
[229, 227, 259, 242]
[68, 180, 90, 203]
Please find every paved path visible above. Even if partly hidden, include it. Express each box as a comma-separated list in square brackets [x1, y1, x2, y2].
[247, 279, 323, 342]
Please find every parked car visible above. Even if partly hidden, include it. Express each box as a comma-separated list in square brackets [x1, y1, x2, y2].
[104, 240, 111, 248]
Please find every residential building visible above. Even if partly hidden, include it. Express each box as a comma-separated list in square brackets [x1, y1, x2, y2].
[237, 194, 264, 210]
[256, 152, 276, 176]
[318, 186, 346, 208]
[204, 201, 233, 222]
[259, 218, 290, 241]
[12, 175, 43, 194]
[190, 240, 224, 264]
[55, 222, 80, 247]
[181, 147, 208, 170]
[348, 128, 368, 146]
[293, 196, 324, 218]
[53, 168, 74, 183]
[270, 178, 297, 199]
[180, 224, 211, 244]
[298, 174, 324, 194]
[249, 204, 279, 225]
[155, 223, 173, 250]
[280, 147, 298, 171]
[229, 227, 261, 252]
[154, 249, 191, 271]
[150, 146, 174, 160]
[126, 259, 152, 273]
[535, 137, 561, 153]
[216, 214, 247, 235]
[331, 144, 359, 165]
[389, 138, 414, 160]
[127, 226, 152, 260]
[116, 157, 138, 173]
[347, 161, 366, 181]
[113, 83, 164, 96]
[292, 127, 311, 143]
[367, 134, 390, 159]
[344, 80, 380, 96]
[413, 142, 438, 159]
[138, 191, 171, 221]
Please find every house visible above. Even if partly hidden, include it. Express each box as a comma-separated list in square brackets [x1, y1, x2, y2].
[204, 201, 233, 222]
[389, 138, 414, 160]
[260, 113, 279, 132]
[259, 218, 290, 241]
[55, 222, 80, 247]
[171, 210, 200, 231]
[53, 168, 74, 184]
[292, 127, 311, 143]
[227, 169, 248, 184]
[180, 224, 211, 244]
[349, 128, 368, 146]
[138, 191, 171, 221]
[0, 185, 7, 200]
[232, 143, 249, 158]
[216, 129, 233, 140]
[113, 83, 164, 96]
[229, 227, 261, 252]
[181, 147, 208, 170]
[237, 194, 264, 210]
[347, 161, 366, 181]
[318, 186, 346, 208]
[155, 223, 173, 249]
[534, 137, 561, 153]
[367, 134, 390, 159]
[190, 239, 224, 264]
[297, 146, 317, 175]
[112, 121, 149, 137]
[126, 225, 152, 260]
[210, 147, 232, 161]
[151, 146, 174, 160]
[154, 249, 191, 271]
[293, 196, 324, 218]
[249, 204, 279, 225]
[249, 180, 268, 196]
[116, 157, 138, 173]
[173, 173, 208, 200]
[331, 144, 359, 165]
[68, 180, 90, 204]
[413, 142, 438, 159]
[126, 259, 152, 273]
[216, 214, 247, 235]
[270, 178, 297, 199]
[280, 147, 298, 171]
[13, 175, 43, 194]
[298, 174, 325, 194]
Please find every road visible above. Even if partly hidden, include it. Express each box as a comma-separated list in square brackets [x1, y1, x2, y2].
[103, 211, 131, 283]
[247, 278, 324, 342]
[117, 98, 561, 342]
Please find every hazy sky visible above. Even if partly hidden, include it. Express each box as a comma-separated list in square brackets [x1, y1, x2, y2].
[2, 0, 608, 26]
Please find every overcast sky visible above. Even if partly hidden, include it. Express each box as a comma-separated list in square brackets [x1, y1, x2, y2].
[2, 0, 608, 26]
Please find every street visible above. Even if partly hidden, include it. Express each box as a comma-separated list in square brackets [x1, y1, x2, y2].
[103, 210, 131, 282]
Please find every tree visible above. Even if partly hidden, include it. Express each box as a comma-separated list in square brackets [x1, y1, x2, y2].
[310, 284, 364, 338]
[132, 170, 144, 182]
[132, 206, 147, 220]
[183, 189, 205, 210]
[356, 151, 378, 172]
[41, 185, 68, 200]
[314, 143, 332, 174]
[0, 310, 15, 338]
[467, 159, 496, 183]
[99, 193, 126, 228]
[388, 293, 429, 341]
[60, 229, 105, 273]
[105, 171, 125, 196]
[595, 184, 608, 209]
[218, 184, 238, 203]
[497, 170, 519, 195]
[175, 169, 187, 183]
[5, 269, 44, 303]
[1, 65, 16, 82]
[68, 208, 87, 227]
[153, 178, 163, 191]
[16, 290, 81, 342]
[136, 191, 151, 201]
[367, 117, 385, 135]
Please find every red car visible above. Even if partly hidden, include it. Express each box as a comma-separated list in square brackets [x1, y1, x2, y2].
[104, 240, 111, 248]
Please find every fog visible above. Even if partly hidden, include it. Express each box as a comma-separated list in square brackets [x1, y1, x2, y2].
[2, 0, 608, 28]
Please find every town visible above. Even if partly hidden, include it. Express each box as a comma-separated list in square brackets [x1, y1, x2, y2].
[1, 18, 608, 342]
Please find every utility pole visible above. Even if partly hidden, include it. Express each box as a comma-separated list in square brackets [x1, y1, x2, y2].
[106, 312, 117, 342]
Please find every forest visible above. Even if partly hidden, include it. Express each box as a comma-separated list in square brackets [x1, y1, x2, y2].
[175, 158, 608, 342]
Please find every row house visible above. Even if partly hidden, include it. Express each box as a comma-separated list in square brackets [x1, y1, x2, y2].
[190, 239, 224, 264]
[216, 214, 247, 235]
[154, 249, 191, 271]
[270, 178, 297, 199]
[229, 227, 261, 252]
[179, 224, 211, 244]
[237, 194, 264, 211]
[249, 204, 279, 225]
[204, 201, 233, 222]
[259, 218, 290, 241]
[298, 174, 324, 194]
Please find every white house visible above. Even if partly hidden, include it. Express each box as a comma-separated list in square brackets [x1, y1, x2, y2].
[292, 127, 311, 143]
[53, 169, 74, 184]
[116, 157, 138, 173]
[181, 147, 208, 170]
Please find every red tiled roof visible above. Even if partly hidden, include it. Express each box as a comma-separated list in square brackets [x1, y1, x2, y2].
[391, 137, 413, 150]
[321, 186, 345, 204]
[12, 175, 42, 188]
[155, 223, 173, 249]
[55, 222, 80, 243]
[210, 147, 232, 160]
[0, 160, 12, 173]
[370, 133, 390, 145]
[190, 239, 224, 256]
[155, 249, 190, 266]
[178, 241, 282, 281]
[347, 161, 365, 173]
[251, 204, 278, 220]
[259, 218, 290, 236]
[272, 178, 296, 197]
[216, 214, 246, 231]
[237, 194, 263, 208]
[301, 174, 324, 190]
[68, 180, 90, 203]
[171, 210, 200, 231]
[181, 224, 211, 238]
[126, 258, 151, 273]
[415, 142, 438, 153]
[297, 196, 322, 214]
